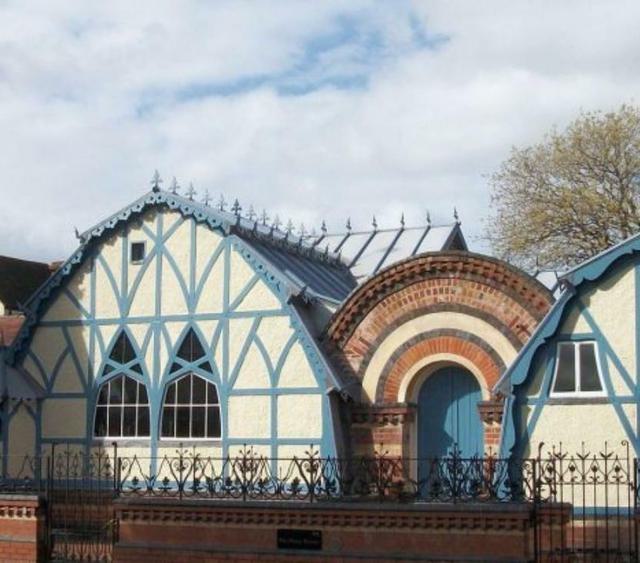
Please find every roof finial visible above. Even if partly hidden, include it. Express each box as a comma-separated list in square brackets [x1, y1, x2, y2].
[426, 210, 431, 226]
[321, 220, 327, 235]
[151, 170, 162, 192]
[260, 209, 269, 226]
[324, 243, 330, 259]
[346, 217, 352, 233]
[285, 219, 295, 236]
[202, 189, 211, 207]
[169, 176, 180, 195]
[453, 207, 460, 224]
[273, 214, 282, 231]
[372, 216, 378, 230]
[74, 227, 82, 241]
[400, 213, 405, 228]
[185, 182, 196, 201]
[298, 223, 307, 239]
[231, 199, 242, 216]
[217, 195, 226, 212]
[247, 205, 256, 221]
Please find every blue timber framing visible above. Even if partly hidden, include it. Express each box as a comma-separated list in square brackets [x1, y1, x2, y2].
[498, 240, 640, 458]
[2, 189, 345, 463]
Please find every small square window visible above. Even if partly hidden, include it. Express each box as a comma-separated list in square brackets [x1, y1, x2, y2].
[130, 242, 146, 263]
[551, 340, 604, 397]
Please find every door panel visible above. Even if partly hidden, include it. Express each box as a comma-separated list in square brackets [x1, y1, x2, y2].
[417, 366, 483, 459]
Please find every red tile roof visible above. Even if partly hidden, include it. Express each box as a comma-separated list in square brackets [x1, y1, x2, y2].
[0, 315, 25, 346]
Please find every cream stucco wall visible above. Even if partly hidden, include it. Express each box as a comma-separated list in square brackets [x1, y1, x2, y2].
[9, 207, 327, 462]
[525, 403, 634, 458]
[7, 405, 36, 476]
[518, 259, 639, 456]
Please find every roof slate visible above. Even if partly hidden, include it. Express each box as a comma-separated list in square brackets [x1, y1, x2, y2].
[308, 223, 467, 281]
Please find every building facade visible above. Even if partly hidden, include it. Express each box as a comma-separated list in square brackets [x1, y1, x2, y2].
[499, 235, 640, 459]
[3, 182, 604, 474]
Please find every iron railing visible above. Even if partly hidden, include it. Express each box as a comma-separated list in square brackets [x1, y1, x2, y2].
[1, 442, 639, 561]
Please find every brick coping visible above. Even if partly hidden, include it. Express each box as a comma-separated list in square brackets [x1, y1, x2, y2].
[114, 496, 533, 515]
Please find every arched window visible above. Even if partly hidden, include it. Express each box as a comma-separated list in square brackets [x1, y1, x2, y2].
[161, 328, 220, 439]
[94, 331, 150, 438]
[161, 373, 221, 439]
[94, 374, 150, 437]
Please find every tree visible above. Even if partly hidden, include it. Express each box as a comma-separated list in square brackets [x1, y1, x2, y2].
[486, 105, 640, 271]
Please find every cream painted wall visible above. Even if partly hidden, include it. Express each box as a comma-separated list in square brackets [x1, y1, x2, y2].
[7, 405, 36, 475]
[361, 312, 518, 402]
[41, 399, 87, 438]
[519, 261, 638, 456]
[11, 207, 327, 459]
[525, 403, 634, 458]
[228, 395, 271, 439]
[278, 395, 322, 439]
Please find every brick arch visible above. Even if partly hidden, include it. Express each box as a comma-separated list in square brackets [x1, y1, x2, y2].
[326, 252, 554, 389]
[327, 251, 553, 348]
[376, 329, 505, 403]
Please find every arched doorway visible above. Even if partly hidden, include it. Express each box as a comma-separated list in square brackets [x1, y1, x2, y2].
[417, 366, 483, 459]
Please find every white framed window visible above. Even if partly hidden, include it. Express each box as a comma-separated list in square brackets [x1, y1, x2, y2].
[130, 241, 146, 264]
[161, 373, 221, 439]
[94, 374, 150, 438]
[550, 341, 605, 397]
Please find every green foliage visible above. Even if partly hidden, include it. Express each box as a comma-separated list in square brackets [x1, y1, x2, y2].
[486, 105, 640, 271]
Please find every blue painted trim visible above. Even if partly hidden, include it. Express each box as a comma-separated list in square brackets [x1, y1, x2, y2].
[635, 263, 640, 439]
[6, 201, 341, 462]
[503, 285, 640, 457]
[562, 231, 640, 286]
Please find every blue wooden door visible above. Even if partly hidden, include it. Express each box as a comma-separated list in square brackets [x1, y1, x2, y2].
[417, 366, 483, 459]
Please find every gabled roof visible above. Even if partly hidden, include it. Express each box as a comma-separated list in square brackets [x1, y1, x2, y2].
[560, 231, 640, 286]
[308, 222, 467, 281]
[0, 255, 51, 312]
[8, 188, 357, 367]
[495, 231, 640, 396]
[76, 188, 357, 305]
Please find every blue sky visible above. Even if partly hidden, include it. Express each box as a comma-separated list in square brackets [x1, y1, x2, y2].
[1, 1, 639, 261]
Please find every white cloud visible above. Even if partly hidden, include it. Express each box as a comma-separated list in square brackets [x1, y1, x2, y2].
[1, 0, 639, 261]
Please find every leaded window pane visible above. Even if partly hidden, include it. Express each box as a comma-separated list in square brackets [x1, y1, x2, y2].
[177, 376, 191, 403]
[138, 384, 149, 405]
[192, 407, 206, 438]
[192, 376, 206, 404]
[162, 407, 175, 436]
[176, 407, 190, 437]
[207, 383, 219, 404]
[165, 383, 176, 404]
[138, 408, 150, 436]
[94, 374, 150, 438]
[97, 385, 109, 405]
[123, 406, 136, 436]
[108, 406, 122, 436]
[207, 406, 221, 438]
[177, 329, 206, 362]
[124, 377, 137, 403]
[160, 373, 221, 439]
[110, 332, 136, 364]
[579, 343, 602, 392]
[109, 376, 123, 403]
[553, 344, 576, 393]
[94, 406, 107, 437]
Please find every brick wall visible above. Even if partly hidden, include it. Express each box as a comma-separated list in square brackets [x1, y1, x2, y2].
[0, 495, 45, 563]
[325, 252, 553, 460]
[113, 498, 535, 562]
